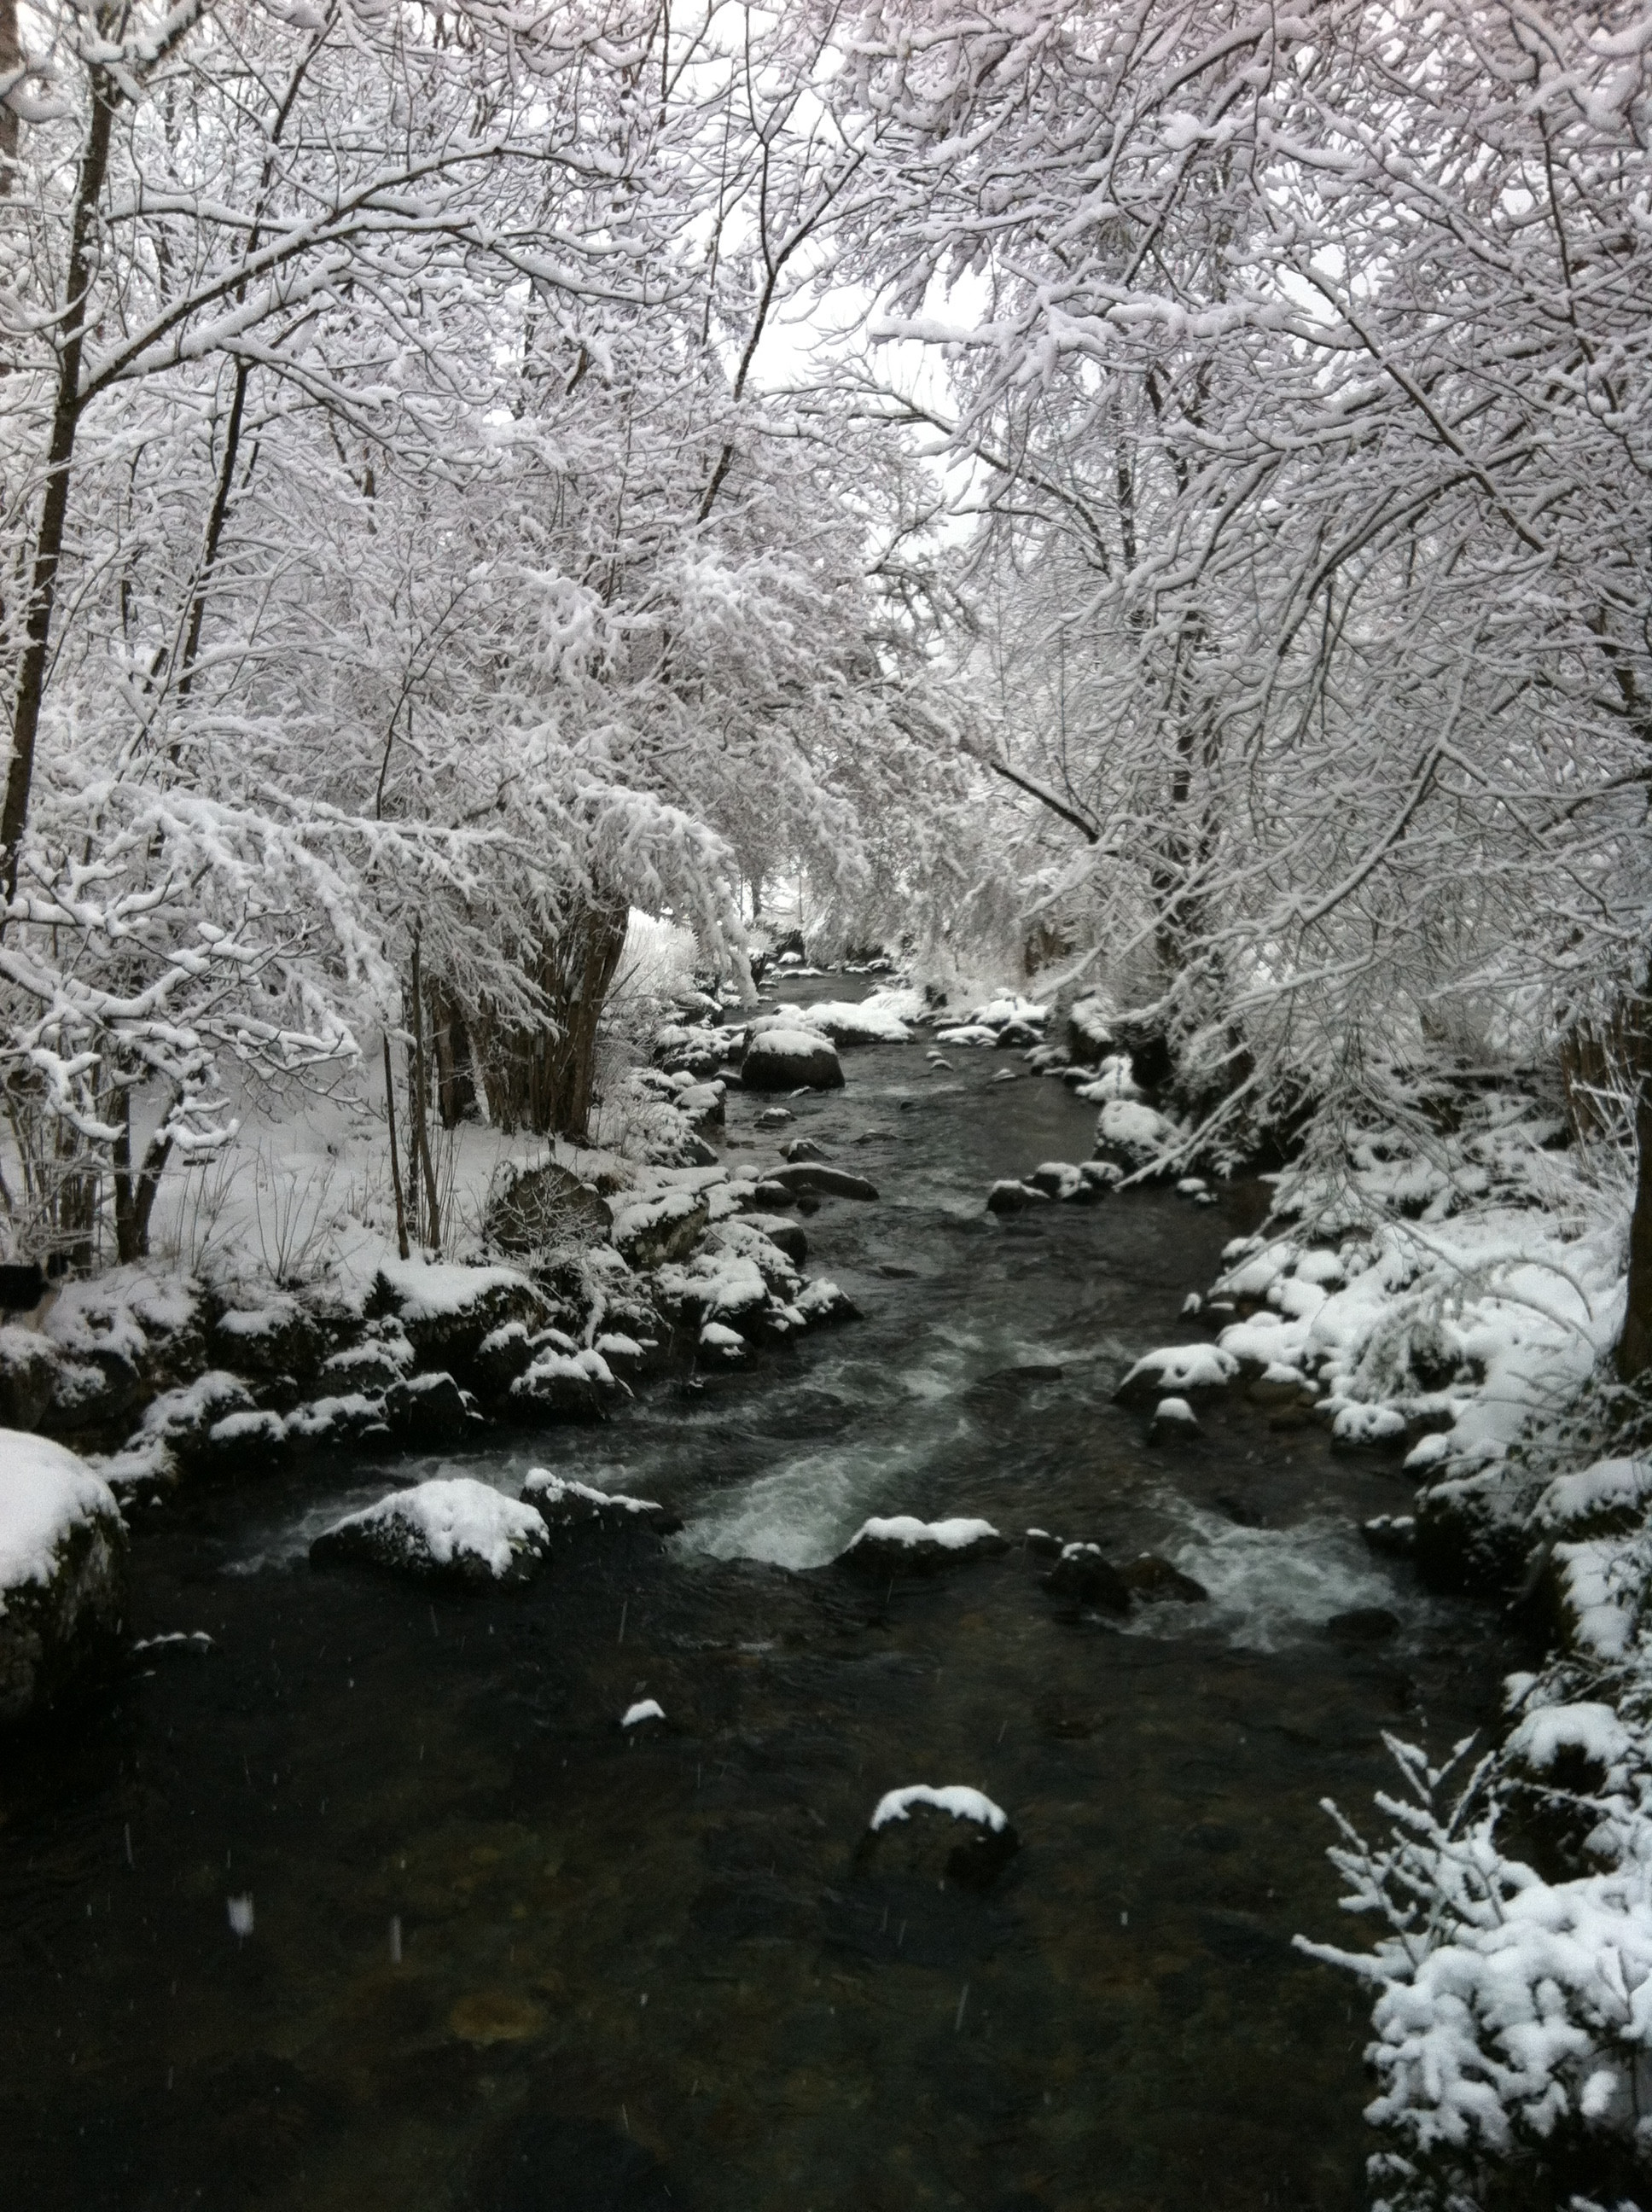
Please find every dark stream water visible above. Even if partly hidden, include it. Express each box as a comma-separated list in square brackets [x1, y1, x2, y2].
[0, 986, 1521, 2212]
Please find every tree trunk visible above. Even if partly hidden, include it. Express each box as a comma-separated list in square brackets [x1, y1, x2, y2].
[427, 978, 475, 1129]
[3, 67, 118, 885]
[1620, 1019, 1652, 1384]
[111, 1088, 174, 1264]
[474, 888, 631, 1140]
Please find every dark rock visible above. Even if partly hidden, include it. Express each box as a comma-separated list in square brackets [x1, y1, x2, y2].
[766, 1163, 877, 1201]
[0, 1327, 61, 1432]
[608, 1188, 710, 1272]
[995, 1020, 1040, 1049]
[1323, 1606, 1400, 1643]
[469, 1319, 538, 1400]
[310, 1477, 550, 1586]
[742, 1214, 807, 1266]
[210, 1301, 323, 1382]
[835, 1515, 1008, 1579]
[1214, 1493, 1268, 1528]
[986, 1179, 1044, 1214]
[1041, 1542, 1131, 1613]
[1361, 1513, 1415, 1558]
[521, 1469, 682, 1540]
[854, 1798, 1021, 1893]
[1024, 1528, 1063, 1558]
[1120, 1555, 1209, 1604]
[0, 1440, 127, 1725]
[376, 1269, 548, 1380]
[740, 1029, 844, 1091]
[508, 1342, 621, 1424]
[382, 1370, 476, 1444]
[484, 1160, 609, 1257]
[780, 1138, 829, 1163]
[1414, 1467, 1544, 1597]
[40, 1346, 143, 1437]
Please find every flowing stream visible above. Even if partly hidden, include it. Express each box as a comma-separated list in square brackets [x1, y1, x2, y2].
[0, 983, 1521, 2212]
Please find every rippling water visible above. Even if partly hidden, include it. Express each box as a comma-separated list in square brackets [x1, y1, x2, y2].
[0, 987, 1521, 2212]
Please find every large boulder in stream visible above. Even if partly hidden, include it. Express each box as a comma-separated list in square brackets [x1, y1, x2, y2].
[740, 1027, 844, 1092]
[310, 1476, 550, 1586]
[765, 1162, 877, 1202]
[0, 1430, 128, 1723]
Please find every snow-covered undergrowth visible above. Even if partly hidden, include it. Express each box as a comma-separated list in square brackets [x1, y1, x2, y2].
[1219, 1093, 1652, 2207]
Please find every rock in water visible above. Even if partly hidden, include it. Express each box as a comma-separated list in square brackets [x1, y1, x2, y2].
[0, 1429, 127, 1723]
[1120, 1555, 1209, 1604]
[1114, 1342, 1240, 1407]
[857, 1783, 1021, 1891]
[1148, 1395, 1201, 1441]
[836, 1514, 1008, 1578]
[1041, 1541, 1131, 1614]
[310, 1476, 550, 1586]
[740, 1027, 844, 1091]
[766, 1162, 878, 1201]
[521, 1469, 682, 1540]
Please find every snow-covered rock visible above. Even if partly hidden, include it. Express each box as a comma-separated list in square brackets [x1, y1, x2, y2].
[521, 1469, 681, 1540]
[798, 996, 914, 1046]
[509, 1344, 620, 1423]
[0, 1430, 127, 1723]
[0, 1326, 61, 1432]
[1093, 1098, 1179, 1175]
[1148, 1395, 1200, 1441]
[858, 1781, 1020, 1889]
[1114, 1342, 1240, 1406]
[740, 1027, 844, 1091]
[765, 1161, 877, 1202]
[1039, 1540, 1131, 1612]
[608, 1186, 710, 1271]
[986, 1179, 1047, 1214]
[836, 1514, 1008, 1578]
[621, 1697, 666, 1728]
[311, 1476, 550, 1586]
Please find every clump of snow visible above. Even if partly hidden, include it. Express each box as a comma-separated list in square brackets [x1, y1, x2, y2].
[870, 1784, 1009, 1834]
[847, 1514, 1000, 1551]
[621, 1698, 666, 1728]
[0, 1430, 120, 1609]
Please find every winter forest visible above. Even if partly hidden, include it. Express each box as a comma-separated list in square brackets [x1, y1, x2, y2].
[10, 4, 1652, 2209]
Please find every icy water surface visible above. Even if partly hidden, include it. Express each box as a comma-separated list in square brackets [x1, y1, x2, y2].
[0, 989, 1522, 2212]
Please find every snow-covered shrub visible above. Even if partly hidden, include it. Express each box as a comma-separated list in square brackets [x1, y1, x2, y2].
[1302, 1733, 1652, 2211]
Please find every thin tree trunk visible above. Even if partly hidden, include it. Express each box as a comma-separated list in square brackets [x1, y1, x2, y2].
[408, 928, 442, 1253]
[1620, 998, 1652, 1383]
[382, 1034, 410, 1262]
[3, 68, 118, 887]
